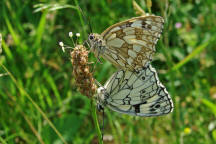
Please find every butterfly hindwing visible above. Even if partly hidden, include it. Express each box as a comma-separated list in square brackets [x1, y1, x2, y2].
[99, 64, 173, 117]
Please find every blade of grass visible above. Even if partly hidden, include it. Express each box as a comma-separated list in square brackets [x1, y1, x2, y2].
[33, 3, 77, 13]
[44, 71, 62, 106]
[33, 10, 47, 49]
[90, 100, 103, 144]
[106, 111, 120, 144]
[21, 112, 45, 144]
[1, 37, 13, 60]
[7, 93, 45, 144]
[202, 99, 216, 117]
[74, 0, 87, 37]
[0, 33, 2, 54]
[0, 136, 7, 144]
[132, 0, 146, 16]
[170, 37, 214, 72]
[5, 1, 27, 36]
[3, 13, 28, 51]
[0, 64, 68, 144]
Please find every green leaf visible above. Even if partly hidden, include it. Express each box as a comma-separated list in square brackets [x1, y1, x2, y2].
[42, 114, 84, 143]
[202, 99, 216, 117]
[212, 130, 216, 141]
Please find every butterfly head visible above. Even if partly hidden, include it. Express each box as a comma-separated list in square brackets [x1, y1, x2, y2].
[88, 33, 99, 48]
[88, 33, 95, 42]
[88, 33, 106, 58]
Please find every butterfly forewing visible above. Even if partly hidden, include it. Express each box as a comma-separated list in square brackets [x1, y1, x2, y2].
[98, 64, 173, 117]
[99, 15, 164, 70]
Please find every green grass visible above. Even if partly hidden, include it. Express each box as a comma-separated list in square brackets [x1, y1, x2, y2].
[1, 0, 216, 143]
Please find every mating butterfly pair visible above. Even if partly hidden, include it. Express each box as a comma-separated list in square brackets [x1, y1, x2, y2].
[88, 15, 173, 116]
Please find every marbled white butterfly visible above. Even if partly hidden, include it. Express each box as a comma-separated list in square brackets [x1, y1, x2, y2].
[88, 15, 164, 71]
[96, 64, 173, 116]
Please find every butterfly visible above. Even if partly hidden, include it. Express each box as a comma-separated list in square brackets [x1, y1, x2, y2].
[96, 63, 173, 116]
[88, 15, 164, 71]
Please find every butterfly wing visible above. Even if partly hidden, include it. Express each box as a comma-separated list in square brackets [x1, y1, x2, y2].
[101, 15, 164, 71]
[103, 64, 173, 116]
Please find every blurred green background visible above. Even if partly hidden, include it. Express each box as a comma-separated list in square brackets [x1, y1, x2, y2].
[1, 0, 216, 143]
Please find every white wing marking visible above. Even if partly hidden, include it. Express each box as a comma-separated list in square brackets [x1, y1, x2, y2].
[107, 38, 125, 48]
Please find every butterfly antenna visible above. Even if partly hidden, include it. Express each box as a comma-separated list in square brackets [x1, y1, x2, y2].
[87, 15, 93, 33]
[96, 50, 103, 64]
[83, 39, 92, 51]
[77, 5, 93, 34]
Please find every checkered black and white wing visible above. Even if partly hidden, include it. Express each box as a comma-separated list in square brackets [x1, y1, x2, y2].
[89, 15, 164, 71]
[101, 16, 164, 71]
[98, 64, 173, 117]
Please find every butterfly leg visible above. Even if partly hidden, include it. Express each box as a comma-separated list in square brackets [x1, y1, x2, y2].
[83, 40, 91, 49]
[96, 46, 103, 64]
[94, 79, 103, 87]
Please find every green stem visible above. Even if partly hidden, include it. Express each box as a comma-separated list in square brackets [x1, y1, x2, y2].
[74, 0, 87, 37]
[91, 100, 103, 144]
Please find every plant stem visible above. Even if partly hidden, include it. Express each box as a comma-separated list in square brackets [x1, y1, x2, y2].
[91, 100, 103, 144]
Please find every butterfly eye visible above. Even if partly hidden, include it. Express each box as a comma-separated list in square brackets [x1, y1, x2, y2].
[89, 35, 94, 40]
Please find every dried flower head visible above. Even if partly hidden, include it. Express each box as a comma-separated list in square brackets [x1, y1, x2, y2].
[71, 45, 97, 97]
